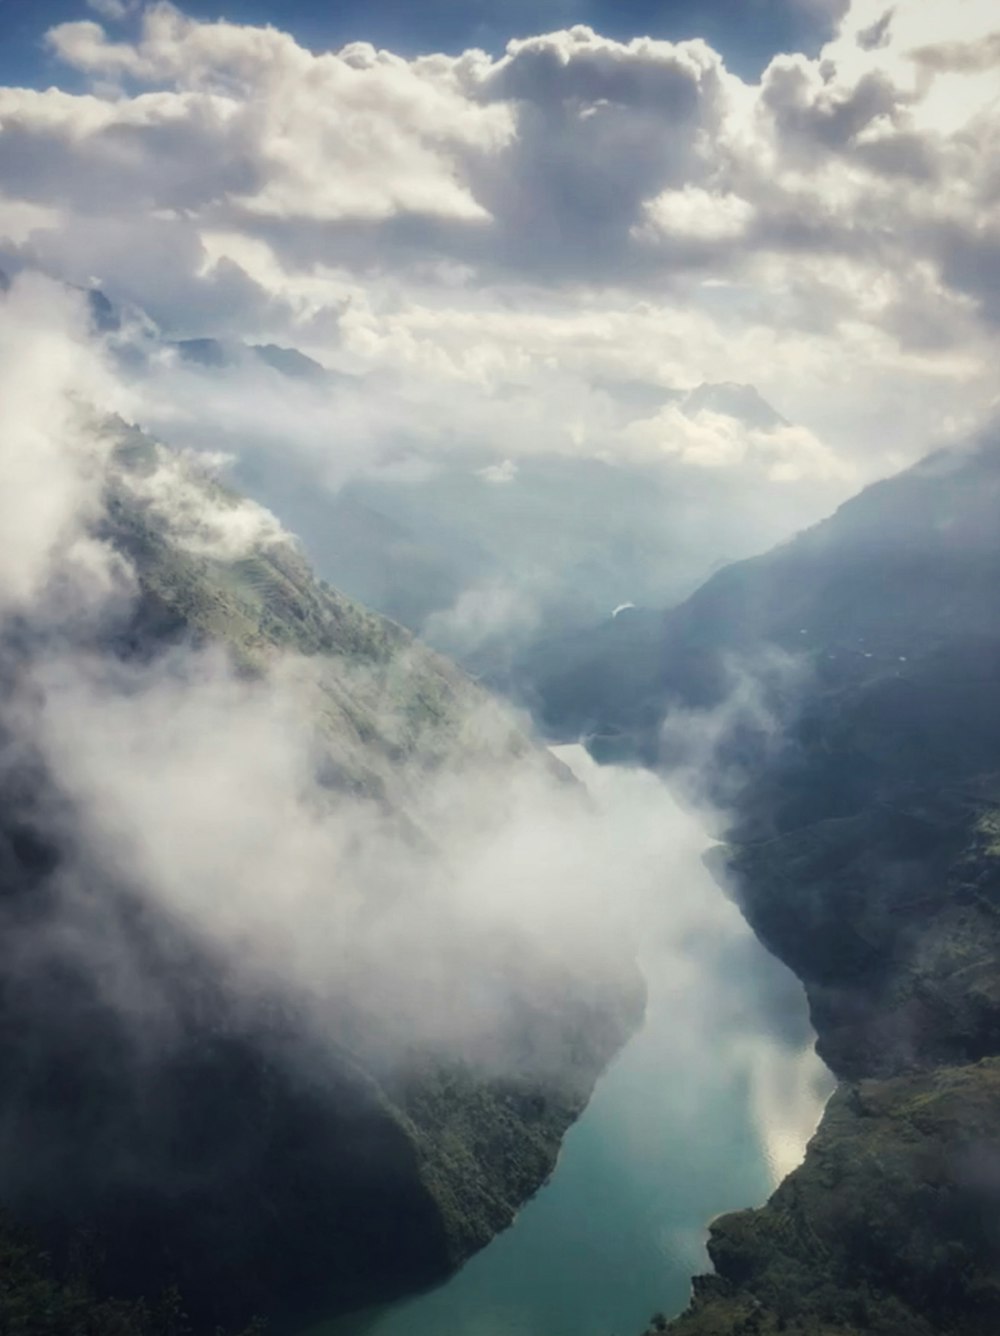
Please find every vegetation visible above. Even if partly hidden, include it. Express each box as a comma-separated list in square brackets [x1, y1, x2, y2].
[0, 1217, 265, 1335]
[650, 1062, 1000, 1336]
[0, 427, 641, 1333]
[637, 437, 1000, 1334]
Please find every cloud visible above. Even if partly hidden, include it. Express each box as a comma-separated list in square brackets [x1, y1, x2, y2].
[116, 442, 287, 559]
[43, 7, 510, 228]
[0, 0, 997, 677]
[0, 273, 132, 619]
[0, 274, 831, 1140]
[0, 242, 839, 1336]
[658, 647, 814, 812]
[0, 277, 625, 1068]
[0, 2, 989, 473]
[86, 0, 137, 20]
[911, 30, 1000, 73]
[856, 7, 895, 50]
[621, 400, 849, 482]
[423, 581, 543, 659]
[477, 457, 518, 483]
[555, 745, 832, 1189]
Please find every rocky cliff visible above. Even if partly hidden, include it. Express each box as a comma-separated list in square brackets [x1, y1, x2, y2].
[634, 434, 1000, 1334]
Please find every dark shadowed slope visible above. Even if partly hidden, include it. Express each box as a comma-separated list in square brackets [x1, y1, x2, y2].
[625, 434, 1000, 1334]
[535, 432, 1000, 760]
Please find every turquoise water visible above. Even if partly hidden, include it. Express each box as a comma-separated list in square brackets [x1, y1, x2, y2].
[313, 752, 832, 1336]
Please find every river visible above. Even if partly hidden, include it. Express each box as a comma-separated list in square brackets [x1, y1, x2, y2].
[314, 748, 832, 1336]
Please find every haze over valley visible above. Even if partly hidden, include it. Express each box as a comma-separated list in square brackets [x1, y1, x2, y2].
[0, 1, 998, 1334]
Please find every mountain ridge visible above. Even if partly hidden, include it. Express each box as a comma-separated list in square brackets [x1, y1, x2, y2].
[0, 411, 644, 1334]
[630, 431, 1000, 1335]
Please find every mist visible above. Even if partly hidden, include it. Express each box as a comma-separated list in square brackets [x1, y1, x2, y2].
[0, 271, 823, 1105]
[0, 1, 996, 1332]
[54, 286, 859, 677]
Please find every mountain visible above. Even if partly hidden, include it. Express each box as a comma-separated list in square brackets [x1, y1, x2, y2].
[52, 277, 842, 679]
[535, 432, 1000, 756]
[680, 381, 787, 431]
[619, 431, 1000, 1334]
[173, 335, 341, 383]
[0, 423, 643, 1334]
[242, 438, 837, 690]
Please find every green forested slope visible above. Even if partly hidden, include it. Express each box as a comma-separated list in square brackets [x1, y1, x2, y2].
[0, 428, 642, 1334]
[641, 437, 1000, 1335]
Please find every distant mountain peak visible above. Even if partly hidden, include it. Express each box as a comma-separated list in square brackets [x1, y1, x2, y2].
[682, 381, 788, 431]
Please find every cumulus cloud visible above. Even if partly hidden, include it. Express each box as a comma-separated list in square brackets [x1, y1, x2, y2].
[43, 6, 510, 226]
[0, 0, 997, 716]
[0, 0, 994, 504]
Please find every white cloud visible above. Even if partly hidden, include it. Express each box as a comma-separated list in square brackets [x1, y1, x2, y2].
[0, 0, 994, 568]
[86, 0, 136, 20]
[117, 443, 287, 558]
[423, 582, 542, 658]
[0, 288, 646, 1070]
[636, 187, 754, 246]
[43, 7, 511, 225]
[622, 403, 849, 482]
[0, 274, 131, 616]
[477, 458, 519, 483]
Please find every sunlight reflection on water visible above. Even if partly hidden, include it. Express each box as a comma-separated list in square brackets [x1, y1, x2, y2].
[315, 749, 833, 1336]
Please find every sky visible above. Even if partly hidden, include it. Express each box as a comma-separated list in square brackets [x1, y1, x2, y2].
[0, 0, 998, 647]
[2, 0, 844, 86]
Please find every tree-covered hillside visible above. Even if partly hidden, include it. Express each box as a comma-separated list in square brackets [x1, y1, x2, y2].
[632, 434, 1000, 1334]
[0, 423, 643, 1335]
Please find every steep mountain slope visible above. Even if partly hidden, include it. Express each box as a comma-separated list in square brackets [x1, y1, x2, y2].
[631, 433, 1000, 1333]
[536, 434, 1000, 757]
[48, 274, 841, 677]
[655, 1059, 1000, 1336]
[0, 424, 643, 1334]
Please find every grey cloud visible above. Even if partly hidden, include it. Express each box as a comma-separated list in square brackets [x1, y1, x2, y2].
[931, 224, 1000, 325]
[7, 216, 286, 337]
[473, 100, 707, 276]
[852, 128, 939, 180]
[0, 8, 982, 314]
[480, 28, 719, 117]
[856, 7, 894, 51]
[762, 61, 903, 151]
[0, 2, 993, 492]
[12, 20, 731, 288]
[0, 96, 258, 215]
[911, 31, 1000, 73]
[463, 29, 727, 276]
